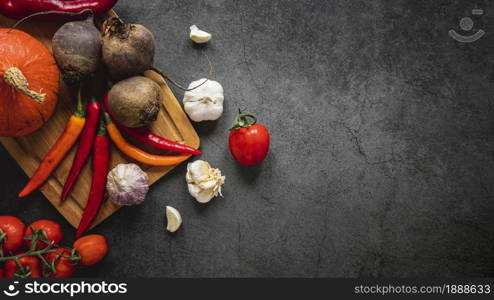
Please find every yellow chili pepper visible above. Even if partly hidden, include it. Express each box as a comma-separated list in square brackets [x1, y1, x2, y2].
[19, 91, 86, 197]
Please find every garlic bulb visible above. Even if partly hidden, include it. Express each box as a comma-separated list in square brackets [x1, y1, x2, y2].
[186, 160, 225, 203]
[183, 79, 224, 122]
[107, 163, 149, 206]
[189, 25, 212, 44]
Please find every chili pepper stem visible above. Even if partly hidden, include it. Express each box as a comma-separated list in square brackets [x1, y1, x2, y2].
[74, 87, 86, 118]
[97, 118, 107, 136]
[103, 111, 112, 125]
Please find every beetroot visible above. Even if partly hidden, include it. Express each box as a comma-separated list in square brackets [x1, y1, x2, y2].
[107, 76, 163, 128]
[52, 15, 102, 86]
[102, 17, 155, 79]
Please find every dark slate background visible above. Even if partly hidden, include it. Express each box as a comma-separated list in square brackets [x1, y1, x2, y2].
[1, 0, 494, 277]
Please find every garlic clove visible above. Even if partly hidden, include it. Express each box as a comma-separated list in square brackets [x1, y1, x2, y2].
[189, 25, 212, 44]
[166, 206, 182, 233]
[185, 170, 193, 183]
[198, 179, 217, 190]
[187, 160, 212, 182]
[187, 183, 203, 199]
[194, 188, 216, 203]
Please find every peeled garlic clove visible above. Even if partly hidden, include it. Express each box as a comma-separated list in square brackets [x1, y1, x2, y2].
[194, 188, 216, 204]
[187, 183, 203, 199]
[198, 179, 217, 190]
[166, 206, 182, 233]
[185, 170, 193, 183]
[189, 25, 212, 44]
[186, 160, 211, 183]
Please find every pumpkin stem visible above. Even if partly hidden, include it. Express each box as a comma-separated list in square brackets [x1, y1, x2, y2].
[3, 67, 45, 104]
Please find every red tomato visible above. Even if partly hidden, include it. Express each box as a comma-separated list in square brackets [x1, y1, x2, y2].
[0, 269, 4, 278]
[24, 220, 62, 250]
[0, 216, 25, 254]
[73, 234, 108, 267]
[229, 112, 270, 166]
[44, 248, 76, 278]
[4, 253, 41, 278]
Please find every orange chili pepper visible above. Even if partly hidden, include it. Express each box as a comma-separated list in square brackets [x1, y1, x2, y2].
[19, 91, 86, 198]
[104, 113, 191, 166]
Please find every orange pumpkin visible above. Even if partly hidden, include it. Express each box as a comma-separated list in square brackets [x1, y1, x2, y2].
[0, 28, 59, 137]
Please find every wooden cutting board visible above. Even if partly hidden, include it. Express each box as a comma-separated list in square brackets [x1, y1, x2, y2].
[0, 12, 199, 229]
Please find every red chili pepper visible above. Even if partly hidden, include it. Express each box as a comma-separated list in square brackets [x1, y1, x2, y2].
[61, 97, 101, 203]
[103, 93, 202, 155]
[75, 120, 109, 238]
[0, 0, 118, 20]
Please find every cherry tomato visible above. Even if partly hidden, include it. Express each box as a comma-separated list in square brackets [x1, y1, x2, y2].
[0, 269, 4, 278]
[4, 253, 41, 278]
[0, 216, 25, 254]
[73, 234, 108, 267]
[44, 248, 76, 278]
[229, 111, 270, 166]
[24, 220, 62, 250]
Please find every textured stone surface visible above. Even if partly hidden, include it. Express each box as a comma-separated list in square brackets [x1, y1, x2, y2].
[1, 0, 494, 277]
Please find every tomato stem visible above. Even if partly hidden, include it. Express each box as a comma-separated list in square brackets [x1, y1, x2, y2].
[37, 253, 53, 275]
[229, 109, 257, 131]
[0, 229, 5, 257]
[13, 258, 30, 278]
[0, 245, 54, 262]
[0, 229, 6, 244]
[0, 227, 80, 277]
